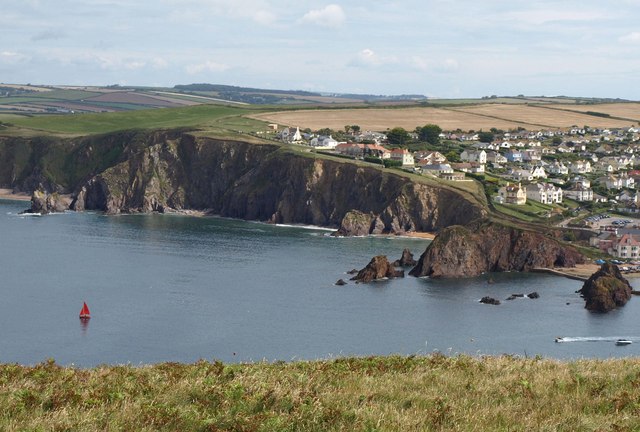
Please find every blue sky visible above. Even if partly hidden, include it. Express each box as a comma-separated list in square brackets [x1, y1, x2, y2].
[2, 0, 640, 99]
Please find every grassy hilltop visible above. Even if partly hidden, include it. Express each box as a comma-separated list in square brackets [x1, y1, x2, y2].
[3, 355, 640, 431]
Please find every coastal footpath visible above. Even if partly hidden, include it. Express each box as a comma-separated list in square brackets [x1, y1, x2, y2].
[3, 355, 640, 431]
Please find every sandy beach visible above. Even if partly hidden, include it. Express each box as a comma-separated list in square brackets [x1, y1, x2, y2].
[0, 189, 31, 202]
[403, 231, 436, 240]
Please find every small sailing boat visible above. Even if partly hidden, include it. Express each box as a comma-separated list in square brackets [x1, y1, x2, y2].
[79, 302, 91, 320]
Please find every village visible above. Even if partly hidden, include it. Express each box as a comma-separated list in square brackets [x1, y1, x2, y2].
[269, 122, 640, 261]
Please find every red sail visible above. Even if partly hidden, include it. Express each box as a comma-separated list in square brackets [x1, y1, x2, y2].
[79, 302, 91, 319]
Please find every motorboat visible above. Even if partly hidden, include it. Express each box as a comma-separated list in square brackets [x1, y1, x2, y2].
[615, 339, 632, 346]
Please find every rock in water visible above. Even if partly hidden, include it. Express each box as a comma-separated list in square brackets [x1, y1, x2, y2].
[409, 219, 584, 278]
[335, 279, 347, 286]
[393, 248, 417, 267]
[579, 263, 632, 312]
[480, 296, 501, 305]
[351, 255, 404, 283]
[334, 210, 378, 236]
[27, 189, 70, 214]
[527, 292, 540, 299]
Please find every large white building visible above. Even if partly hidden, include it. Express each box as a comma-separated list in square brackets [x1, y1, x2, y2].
[525, 183, 563, 204]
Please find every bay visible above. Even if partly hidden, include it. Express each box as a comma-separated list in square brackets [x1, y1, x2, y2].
[0, 199, 638, 366]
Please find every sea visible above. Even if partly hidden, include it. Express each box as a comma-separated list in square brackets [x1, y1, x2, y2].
[1, 198, 639, 367]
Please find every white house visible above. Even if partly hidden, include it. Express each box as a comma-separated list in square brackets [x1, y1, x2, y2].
[486, 151, 507, 164]
[390, 148, 415, 166]
[279, 127, 303, 143]
[526, 183, 563, 204]
[415, 151, 447, 165]
[310, 135, 338, 149]
[460, 149, 487, 164]
[568, 160, 592, 174]
[564, 185, 594, 202]
[421, 163, 454, 176]
[548, 161, 568, 176]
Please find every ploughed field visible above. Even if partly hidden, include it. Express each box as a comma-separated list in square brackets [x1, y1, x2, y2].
[251, 103, 640, 131]
[3, 355, 640, 431]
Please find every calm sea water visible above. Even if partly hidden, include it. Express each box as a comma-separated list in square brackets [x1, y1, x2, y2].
[1, 199, 639, 366]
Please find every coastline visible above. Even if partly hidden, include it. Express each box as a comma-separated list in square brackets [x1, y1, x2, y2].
[0, 189, 30, 202]
[535, 263, 640, 281]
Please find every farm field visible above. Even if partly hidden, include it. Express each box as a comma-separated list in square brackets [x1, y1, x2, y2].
[0, 86, 238, 114]
[448, 104, 637, 129]
[252, 103, 640, 131]
[546, 103, 640, 122]
[0, 104, 261, 136]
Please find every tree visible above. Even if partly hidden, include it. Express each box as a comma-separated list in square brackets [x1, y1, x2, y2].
[478, 131, 494, 143]
[351, 125, 361, 134]
[552, 136, 563, 145]
[387, 127, 411, 146]
[417, 124, 442, 145]
[445, 150, 460, 162]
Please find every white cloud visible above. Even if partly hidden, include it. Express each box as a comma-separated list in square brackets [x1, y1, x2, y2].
[352, 49, 383, 67]
[437, 58, 459, 73]
[124, 60, 146, 70]
[619, 32, 640, 43]
[410, 57, 459, 73]
[185, 60, 230, 75]
[0, 51, 29, 64]
[251, 10, 276, 25]
[152, 57, 169, 69]
[164, 0, 277, 25]
[300, 4, 345, 28]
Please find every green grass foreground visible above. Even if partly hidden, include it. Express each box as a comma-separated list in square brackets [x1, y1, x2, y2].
[3, 355, 640, 431]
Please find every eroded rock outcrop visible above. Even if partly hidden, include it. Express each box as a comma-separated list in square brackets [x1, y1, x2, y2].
[351, 256, 404, 283]
[393, 249, 417, 267]
[334, 210, 383, 236]
[409, 219, 584, 278]
[579, 263, 632, 312]
[27, 189, 71, 214]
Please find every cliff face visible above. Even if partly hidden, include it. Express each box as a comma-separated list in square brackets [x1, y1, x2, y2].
[0, 131, 486, 232]
[409, 220, 585, 278]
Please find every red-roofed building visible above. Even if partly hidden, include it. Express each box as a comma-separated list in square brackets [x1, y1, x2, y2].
[389, 148, 414, 166]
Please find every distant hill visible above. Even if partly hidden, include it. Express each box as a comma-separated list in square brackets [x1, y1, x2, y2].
[173, 83, 427, 105]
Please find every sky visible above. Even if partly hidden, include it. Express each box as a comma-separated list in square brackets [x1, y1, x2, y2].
[2, 0, 640, 99]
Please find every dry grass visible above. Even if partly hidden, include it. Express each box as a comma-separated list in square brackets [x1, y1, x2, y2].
[450, 104, 636, 129]
[3, 355, 640, 431]
[251, 104, 639, 132]
[548, 103, 640, 122]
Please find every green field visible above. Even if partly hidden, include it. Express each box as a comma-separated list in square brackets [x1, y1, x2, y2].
[3, 355, 640, 431]
[0, 104, 267, 136]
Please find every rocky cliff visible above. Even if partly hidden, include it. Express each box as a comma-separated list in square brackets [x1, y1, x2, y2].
[0, 130, 487, 233]
[409, 219, 585, 278]
[579, 263, 632, 312]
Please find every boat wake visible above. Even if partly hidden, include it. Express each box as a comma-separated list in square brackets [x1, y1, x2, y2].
[555, 336, 639, 343]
